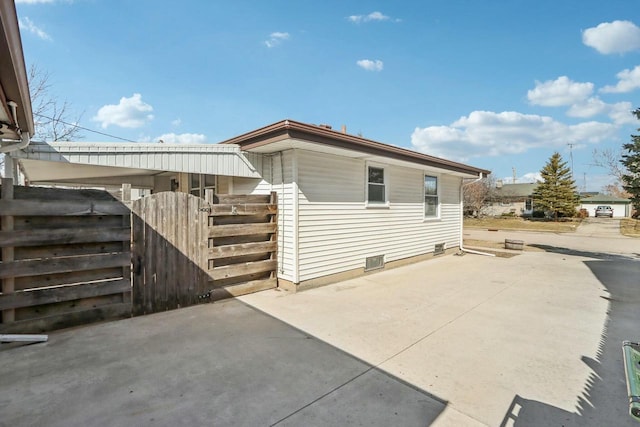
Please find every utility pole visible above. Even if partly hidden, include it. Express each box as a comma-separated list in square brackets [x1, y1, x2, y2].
[567, 143, 575, 179]
[512, 167, 516, 183]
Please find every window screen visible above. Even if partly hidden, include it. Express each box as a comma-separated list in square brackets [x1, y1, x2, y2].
[425, 175, 438, 218]
[368, 167, 385, 203]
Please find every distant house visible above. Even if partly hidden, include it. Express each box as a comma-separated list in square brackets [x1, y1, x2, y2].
[485, 182, 537, 217]
[580, 194, 632, 218]
[8, 120, 490, 291]
[483, 182, 632, 218]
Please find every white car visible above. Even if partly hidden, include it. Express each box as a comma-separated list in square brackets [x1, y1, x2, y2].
[595, 205, 614, 218]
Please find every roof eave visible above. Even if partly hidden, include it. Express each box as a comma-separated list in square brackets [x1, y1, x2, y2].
[0, 1, 34, 137]
[219, 119, 490, 177]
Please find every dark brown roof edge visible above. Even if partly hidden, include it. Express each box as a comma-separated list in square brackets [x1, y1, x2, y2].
[0, 1, 34, 136]
[219, 119, 491, 176]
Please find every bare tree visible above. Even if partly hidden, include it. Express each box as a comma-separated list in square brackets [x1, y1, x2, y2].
[463, 176, 495, 217]
[29, 64, 83, 142]
[602, 183, 631, 198]
[591, 148, 630, 197]
[1, 66, 84, 176]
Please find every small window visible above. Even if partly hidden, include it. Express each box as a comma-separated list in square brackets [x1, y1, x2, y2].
[367, 166, 386, 203]
[424, 175, 439, 218]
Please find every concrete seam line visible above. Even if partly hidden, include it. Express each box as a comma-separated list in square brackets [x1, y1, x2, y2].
[268, 366, 375, 426]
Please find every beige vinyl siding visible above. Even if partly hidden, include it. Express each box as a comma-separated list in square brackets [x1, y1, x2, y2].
[232, 177, 270, 194]
[296, 150, 461, 282]
[231, 151, 296, 283]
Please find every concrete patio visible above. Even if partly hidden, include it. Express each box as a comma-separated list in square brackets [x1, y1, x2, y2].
[1, 220, 638, 426]
[240, 248, 638, 426]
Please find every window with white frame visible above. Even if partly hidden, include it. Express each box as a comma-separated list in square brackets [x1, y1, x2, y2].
[424, 175, 439, 218]
[367, 166, 386, 203]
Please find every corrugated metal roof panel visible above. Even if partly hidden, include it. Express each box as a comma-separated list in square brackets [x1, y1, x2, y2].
[13, 142, 264, 178]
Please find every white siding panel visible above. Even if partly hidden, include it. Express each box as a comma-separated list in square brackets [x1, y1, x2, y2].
[297, 150, 462, 283]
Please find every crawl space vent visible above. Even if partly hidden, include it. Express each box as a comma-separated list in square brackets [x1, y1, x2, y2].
[365, 255, 385, 271]
[434, 243, 445, 255]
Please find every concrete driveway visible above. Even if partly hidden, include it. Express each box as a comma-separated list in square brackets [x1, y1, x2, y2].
[1, 219, 638, 426]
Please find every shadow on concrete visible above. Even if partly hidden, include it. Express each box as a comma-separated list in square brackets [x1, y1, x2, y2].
[528, 244, 638, 262]
[0, 297, 449, 427]
[500, 248, 640, 426]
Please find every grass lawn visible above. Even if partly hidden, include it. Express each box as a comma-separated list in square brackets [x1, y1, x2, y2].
[621, 218, 640, 237]
[464, 217, 580, 233]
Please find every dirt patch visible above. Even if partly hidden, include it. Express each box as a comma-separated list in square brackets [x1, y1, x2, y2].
[464, 217, 580, 233]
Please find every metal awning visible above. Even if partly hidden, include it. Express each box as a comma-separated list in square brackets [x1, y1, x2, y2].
[11, 142, 264, 186]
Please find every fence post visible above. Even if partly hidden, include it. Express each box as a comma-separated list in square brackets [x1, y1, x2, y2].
[1, 178, 15, 323]
[204, 188, 215, 205]
[121, 183, 132, 312]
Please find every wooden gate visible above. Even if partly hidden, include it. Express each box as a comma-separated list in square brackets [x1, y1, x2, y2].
[131, 192, 277, 315]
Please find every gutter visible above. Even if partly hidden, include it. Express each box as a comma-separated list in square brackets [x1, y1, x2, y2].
[459, 173, 495, 257]
[1, 132, 30, 154]
[1, 97, 31, 154]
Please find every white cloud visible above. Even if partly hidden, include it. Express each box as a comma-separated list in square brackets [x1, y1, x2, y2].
[501, 172, 542, 184]
[156, 133, 207, 144]
[16, 0, 56, 3]
[601, 65, 640, 93]
[18, 17, 51, 40]
[357, 59, 384, 71]
[608, 101, 636, 125]
[566, 97, 608, 118]
[92, 93, 154, 129]
[348, 11, 398, 24]
[411, 110, 617, 162]
[568, 98, 635, 125]
[582, 20, 640, 54]
[518, 172, 542, 183]
[171, 118, 182, 127]
[264, 32, 290, 48]
[527, 76, 593, 106]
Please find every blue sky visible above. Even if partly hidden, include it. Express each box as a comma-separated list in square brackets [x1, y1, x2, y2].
[14, 0, 640, 191]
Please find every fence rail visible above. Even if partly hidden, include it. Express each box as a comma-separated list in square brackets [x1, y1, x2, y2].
[0, 179, 131, 333]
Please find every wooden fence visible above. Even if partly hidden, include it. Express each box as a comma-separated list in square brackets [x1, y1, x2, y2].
[131, 192, 278, 315]
[205, 193, 278, 299]
[0, 180, 278, 331]
[0, 179, 132, 333]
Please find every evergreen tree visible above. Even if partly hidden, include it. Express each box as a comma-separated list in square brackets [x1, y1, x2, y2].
[532, 152, 579, 220]
[621, 108, 640, 215]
